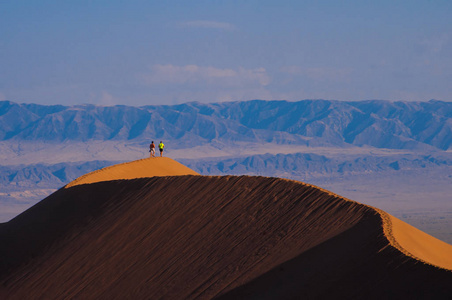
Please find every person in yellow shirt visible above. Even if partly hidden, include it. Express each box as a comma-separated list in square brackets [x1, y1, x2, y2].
[158, 141, 165, 157]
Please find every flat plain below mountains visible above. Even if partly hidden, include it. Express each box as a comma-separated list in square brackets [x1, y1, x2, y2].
[1, 99, 451, 242]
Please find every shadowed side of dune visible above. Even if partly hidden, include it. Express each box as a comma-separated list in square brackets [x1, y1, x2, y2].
[218, 211, 452, 299]
[0, 176, 451, 299]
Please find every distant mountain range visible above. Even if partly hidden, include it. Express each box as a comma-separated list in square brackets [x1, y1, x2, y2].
[0, 161, 113, 189]
[181, 152, 452, 179]
[3, 151, 450, 194]
[1, 99, 451, 150]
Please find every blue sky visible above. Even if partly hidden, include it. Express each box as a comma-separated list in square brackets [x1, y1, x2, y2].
[1, 0, 451, 105]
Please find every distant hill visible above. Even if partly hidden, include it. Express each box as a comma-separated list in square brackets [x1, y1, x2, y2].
[0, 161, 117, 189]
[1, 99, 451, 150]
[3, 152, 450, 192]
[181, 152, 452, 179]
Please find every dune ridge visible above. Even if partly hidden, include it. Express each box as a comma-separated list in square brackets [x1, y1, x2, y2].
[65, 157, 199, 188]
[381, 211, 452, 270]
[280, 178, 452, 271]
[66, 156, 452, 271]
[0, 158, 451, 299]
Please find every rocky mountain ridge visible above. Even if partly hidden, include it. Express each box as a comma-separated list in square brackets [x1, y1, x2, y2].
[1, 99, 450, 150]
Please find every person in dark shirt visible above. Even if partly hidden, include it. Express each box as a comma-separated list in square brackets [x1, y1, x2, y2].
[149, 141, 155, 157]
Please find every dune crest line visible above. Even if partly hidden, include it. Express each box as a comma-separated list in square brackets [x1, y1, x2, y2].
[379, 209, 452, 270]
[281, 178, 452, 271]
[65, 157, 199, 188]
[67, 157, 451, 271]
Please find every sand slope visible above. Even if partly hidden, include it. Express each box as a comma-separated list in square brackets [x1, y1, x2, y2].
[0, 158, 451, 299]
[66, 157, 199, 188]
[374, 212, 451, 272]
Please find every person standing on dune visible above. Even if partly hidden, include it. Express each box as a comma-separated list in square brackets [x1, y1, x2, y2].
[149, 141, 155, 157]
[158, 141, 165, 157]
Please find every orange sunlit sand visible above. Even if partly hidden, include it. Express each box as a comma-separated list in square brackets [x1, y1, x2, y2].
[385, 213, 452, 270]
[66, 157, 199, 188]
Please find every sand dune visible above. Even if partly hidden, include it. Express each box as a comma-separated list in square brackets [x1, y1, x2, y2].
[0, 158, 451, 299]
[65, 157, 199, 187]
[385, 213, 452, 270]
